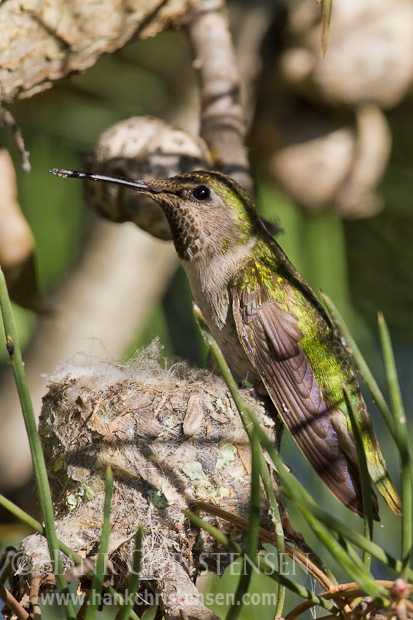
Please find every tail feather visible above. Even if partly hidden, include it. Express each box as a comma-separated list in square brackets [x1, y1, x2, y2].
[365, 438, 403, 516]
[377, 474, 403, 516]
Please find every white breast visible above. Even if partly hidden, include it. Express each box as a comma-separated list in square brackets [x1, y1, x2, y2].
[182, 241, 254, 328]
[181, 240, 260, 383]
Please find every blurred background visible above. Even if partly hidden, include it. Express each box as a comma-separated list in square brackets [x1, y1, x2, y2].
[0, 0, 412, 617]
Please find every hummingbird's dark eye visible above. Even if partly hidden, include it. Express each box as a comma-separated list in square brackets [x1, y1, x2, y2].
[191, 185, 210, 202]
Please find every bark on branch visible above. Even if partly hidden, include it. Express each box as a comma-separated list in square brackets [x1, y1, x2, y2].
[0, 0, 197, 103]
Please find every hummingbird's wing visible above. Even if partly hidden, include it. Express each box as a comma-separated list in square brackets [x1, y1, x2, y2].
[231, 262, 377, 518]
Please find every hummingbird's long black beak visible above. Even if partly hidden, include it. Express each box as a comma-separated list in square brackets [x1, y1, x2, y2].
[49, 169, 164, 194]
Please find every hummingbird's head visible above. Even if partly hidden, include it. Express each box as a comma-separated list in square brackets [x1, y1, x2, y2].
[142, 171, 263, 261]
[50, 169, 262, 262]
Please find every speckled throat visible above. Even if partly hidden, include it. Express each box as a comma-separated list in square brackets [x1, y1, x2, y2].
[161, 197, 204, 261]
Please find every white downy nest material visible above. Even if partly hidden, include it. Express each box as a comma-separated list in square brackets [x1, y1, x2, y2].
[17, 342, 280, 614]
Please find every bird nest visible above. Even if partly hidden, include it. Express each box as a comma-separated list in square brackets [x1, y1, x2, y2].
[10, 342, 281, 620]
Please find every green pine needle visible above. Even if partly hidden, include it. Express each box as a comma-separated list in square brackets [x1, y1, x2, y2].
[225, 431, 261, 620]
[194, 304, 286, 614]
[257, 453, 286, 615]
[320, 293, 396, 441]
[116, 526, 143, 620]
[0, 268, 76, 620]
[342, 383, 373, 568]
[321, 0, 333, 56]
[279, 486, 413, 580]
[378, 313, 412, 578]
[184, 510, 336, 614]
[85, 466, 113, 620]
[194, 306, 390, 608]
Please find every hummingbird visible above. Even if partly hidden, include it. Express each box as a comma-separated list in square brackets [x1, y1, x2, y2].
[50, 167, 402, 519]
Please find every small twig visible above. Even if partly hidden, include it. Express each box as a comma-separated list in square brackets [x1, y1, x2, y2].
[0, 581, 30, 620]
[279, 487, 413, 580]
[0, 107, 30, 172]
[196, 501, 333, 592]
[184, 509, 337, 615]
[256, 555, 338, 615]
[330, 580, 400, 595]
[285, 598, 328, 620]
[290, 498, 385, 602]
[76, 597, 90, 620]
[29, 562, 42, 620]
[286, 580, 404, 620]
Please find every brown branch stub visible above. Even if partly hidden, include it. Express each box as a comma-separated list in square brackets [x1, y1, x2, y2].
[0, 582, 30, 620]
[186, 0, 252, 194]
[0, 107, 30, 172]
[28, 561, 42, 620]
